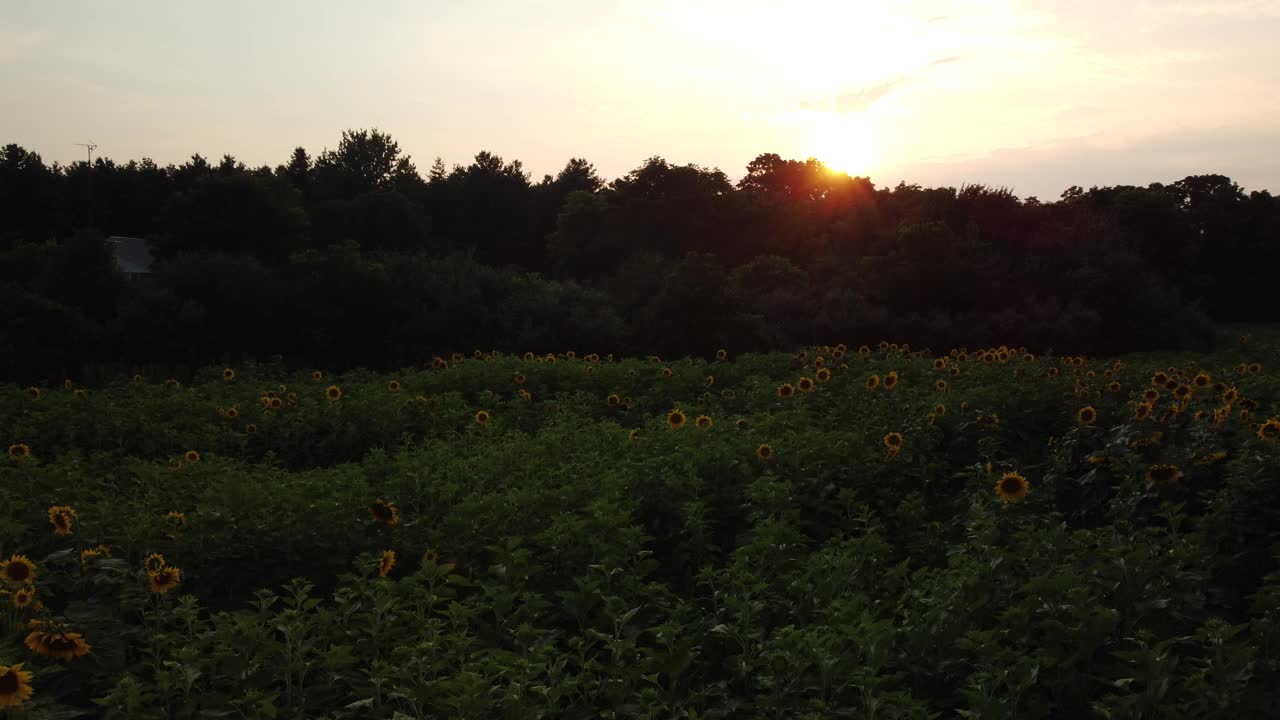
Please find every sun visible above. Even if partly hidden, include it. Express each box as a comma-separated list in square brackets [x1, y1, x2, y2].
[809, 114, 878, 176]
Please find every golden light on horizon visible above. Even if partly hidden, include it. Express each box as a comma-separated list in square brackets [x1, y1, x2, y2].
[808, 113, 878, 178]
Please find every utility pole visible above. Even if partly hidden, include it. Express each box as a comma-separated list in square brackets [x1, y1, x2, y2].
[75, 142, 98, 228]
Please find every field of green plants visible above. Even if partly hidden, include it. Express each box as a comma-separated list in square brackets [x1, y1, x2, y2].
[4, 334, 1280, 718]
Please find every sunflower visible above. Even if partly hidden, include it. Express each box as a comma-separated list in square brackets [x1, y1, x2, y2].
[883, 432, 904, 451]
[48, 506, 77, 536]
[7, 443, 31, 461]
[81, 544, 111, 563]
[777, 383, 797, 399]
[883, 371, 899, 390]
[1077, 405, 1098, 426]
[1046, 367, 1060, 379]
[474, 409, 491, 426]
[995, 472, 1030, 503]
[1258, 417, 1280, 442]
[865, 375, 880, 391]
[166, 511, 189, 531]
[628, 429, 640, 442]
[695, 415, 713, 430]
[813, 356, 826, 369]
[735, 419, 747, 430]
[147, 566, 181, 594]
[369, 497, 400, 527]
[933, 403, 946, 417]
[1222, 387, 1239, 404]
[184, 450, 201, 464]
[226, 407, 240, 420]
[12, 585, 35, 609]
[1145, 464, 1183, 486]
[269, 397, 283, 409]
[26, 629, 92, 661]
[661, 367, 673, 378]
[1086, 454, 1115, 466]
[325, 385, 343, 401]
[0, 663, 34, 708]
[666, 409, 687, 430]
[1192, 372, 1211, 388]
[388, 379, 402, 392]
[518, 389, 532, 401]
[223, 368, 236, 382]
[73, 389, 85, 399]
[797, 377, 815, 393]
[721, 389, 736, 399]
[1173, 385, 1192, 401]
[815, 368, 832, 383]
[977, 414, 1000, 429]
[705, 375, 715, 387]
[1196, 451, 1229, 465]
[514, 373, 526, 385]
[140, 554, 166, 576]
[1023, 353, 1036, 364]
[650, 355, 662, 365]
[432, 357, 448, 370]
[878, 341, 890, 351]
[1134, 402, 1153, 421]
[756, 443, 774, 461]
[422, 549, 440, 564]
[1142, 388, 1160, 403]
[27, 386, 41, 400]
[1248, 362, 1262, 374]
[1, 555, 36, 585]
[378, 550, 396, 578]
[932, 358, 947, 370]
[1107, 381, 1122, 393]
[452, 353, 465, 365]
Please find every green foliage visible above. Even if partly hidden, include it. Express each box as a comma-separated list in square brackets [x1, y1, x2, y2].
[3, 333, 1280, 716]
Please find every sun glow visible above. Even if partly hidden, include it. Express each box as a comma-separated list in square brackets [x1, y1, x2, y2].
[808, 113, 879, 176]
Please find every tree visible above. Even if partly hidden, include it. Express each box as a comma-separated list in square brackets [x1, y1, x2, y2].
[157, 172, 309, 262]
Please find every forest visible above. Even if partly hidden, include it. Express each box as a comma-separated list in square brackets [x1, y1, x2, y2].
[3, 128, 1279, 381]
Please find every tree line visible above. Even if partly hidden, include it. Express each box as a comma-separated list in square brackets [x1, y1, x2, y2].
[2, 129, 1278, 380]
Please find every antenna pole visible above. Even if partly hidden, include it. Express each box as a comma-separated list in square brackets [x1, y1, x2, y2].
[75, 142, 98, 228]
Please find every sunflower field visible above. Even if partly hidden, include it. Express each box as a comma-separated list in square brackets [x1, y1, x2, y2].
[3, 334, 1280, 718]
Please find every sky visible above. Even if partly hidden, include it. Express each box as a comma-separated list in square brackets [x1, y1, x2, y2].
[2, 0, 1279, 199]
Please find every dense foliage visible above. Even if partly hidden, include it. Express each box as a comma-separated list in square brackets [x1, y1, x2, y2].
[4, 333, 1280, 717]
[5, 132, 1280, 380]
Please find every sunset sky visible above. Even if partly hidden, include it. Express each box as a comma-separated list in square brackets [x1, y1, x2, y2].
[3, 0, 1278, 198]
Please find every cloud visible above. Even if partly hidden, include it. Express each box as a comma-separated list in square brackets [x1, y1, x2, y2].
[0, 27, 44, 64]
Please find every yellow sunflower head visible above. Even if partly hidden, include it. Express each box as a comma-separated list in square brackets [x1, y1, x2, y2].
[995, 472, 1030, 503]
[666, 409, 687, 430]
[797, 377, 814, 392]
[815, 368, 832, 383]
[7, 443, 31, 461]
[661, 367, 673, 378]
[422, 549, 439, 564]
[607, 393, 621, 407]
[12, 585, 35, 609]
[705, 375, 715, 387]
[514, 373, 526, 385]
[933, 358, 947, 370]
[883, 371, 899, 390]
[184, 450, 201, 464]
[269, 397, 283, 409]
[1248, 362, 1262, 374]
[47, 506, 77, 536]
[628, 429, 640, 442]
[716, 349, 728, 361]
[432, 357, 448, 370]
[378, 550, 396, 578]
[1193, 372, 1211, 388]
[865, 375, 880, 391]
[777, 383, 796, 399]
[935, 379, 948, 393]
[370, 499, 399, 527]
[694, 415, 713, 430]
[147, 566, 181, 594]
[144, 553, 166, 574]
[1134, 402, 1153, 421]
[312, 370, 324, 382]
[933, 403, 946, 417]
[756, 443, 774, 461]
[1258, 417, 1280, 442]
[474, 409, 490, 426]
[165, 511, 189, 531]
[388, 379, 401, 392]
[883, 432, 903, 450]
[325, 385, 342, 401]
[1077, 405, 1098, 426]
[1, 555, 37, 585]
[0, 662, 34, 708]
[735, 419, 747, 430]
[226, 407, 239, 419]
[721, 389, 736, 399]
[1107, 381, 1122, 393]
[28, 386, 42, 400]
[1145, 464, 1183, 486]
[223, 368, 236, 381]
